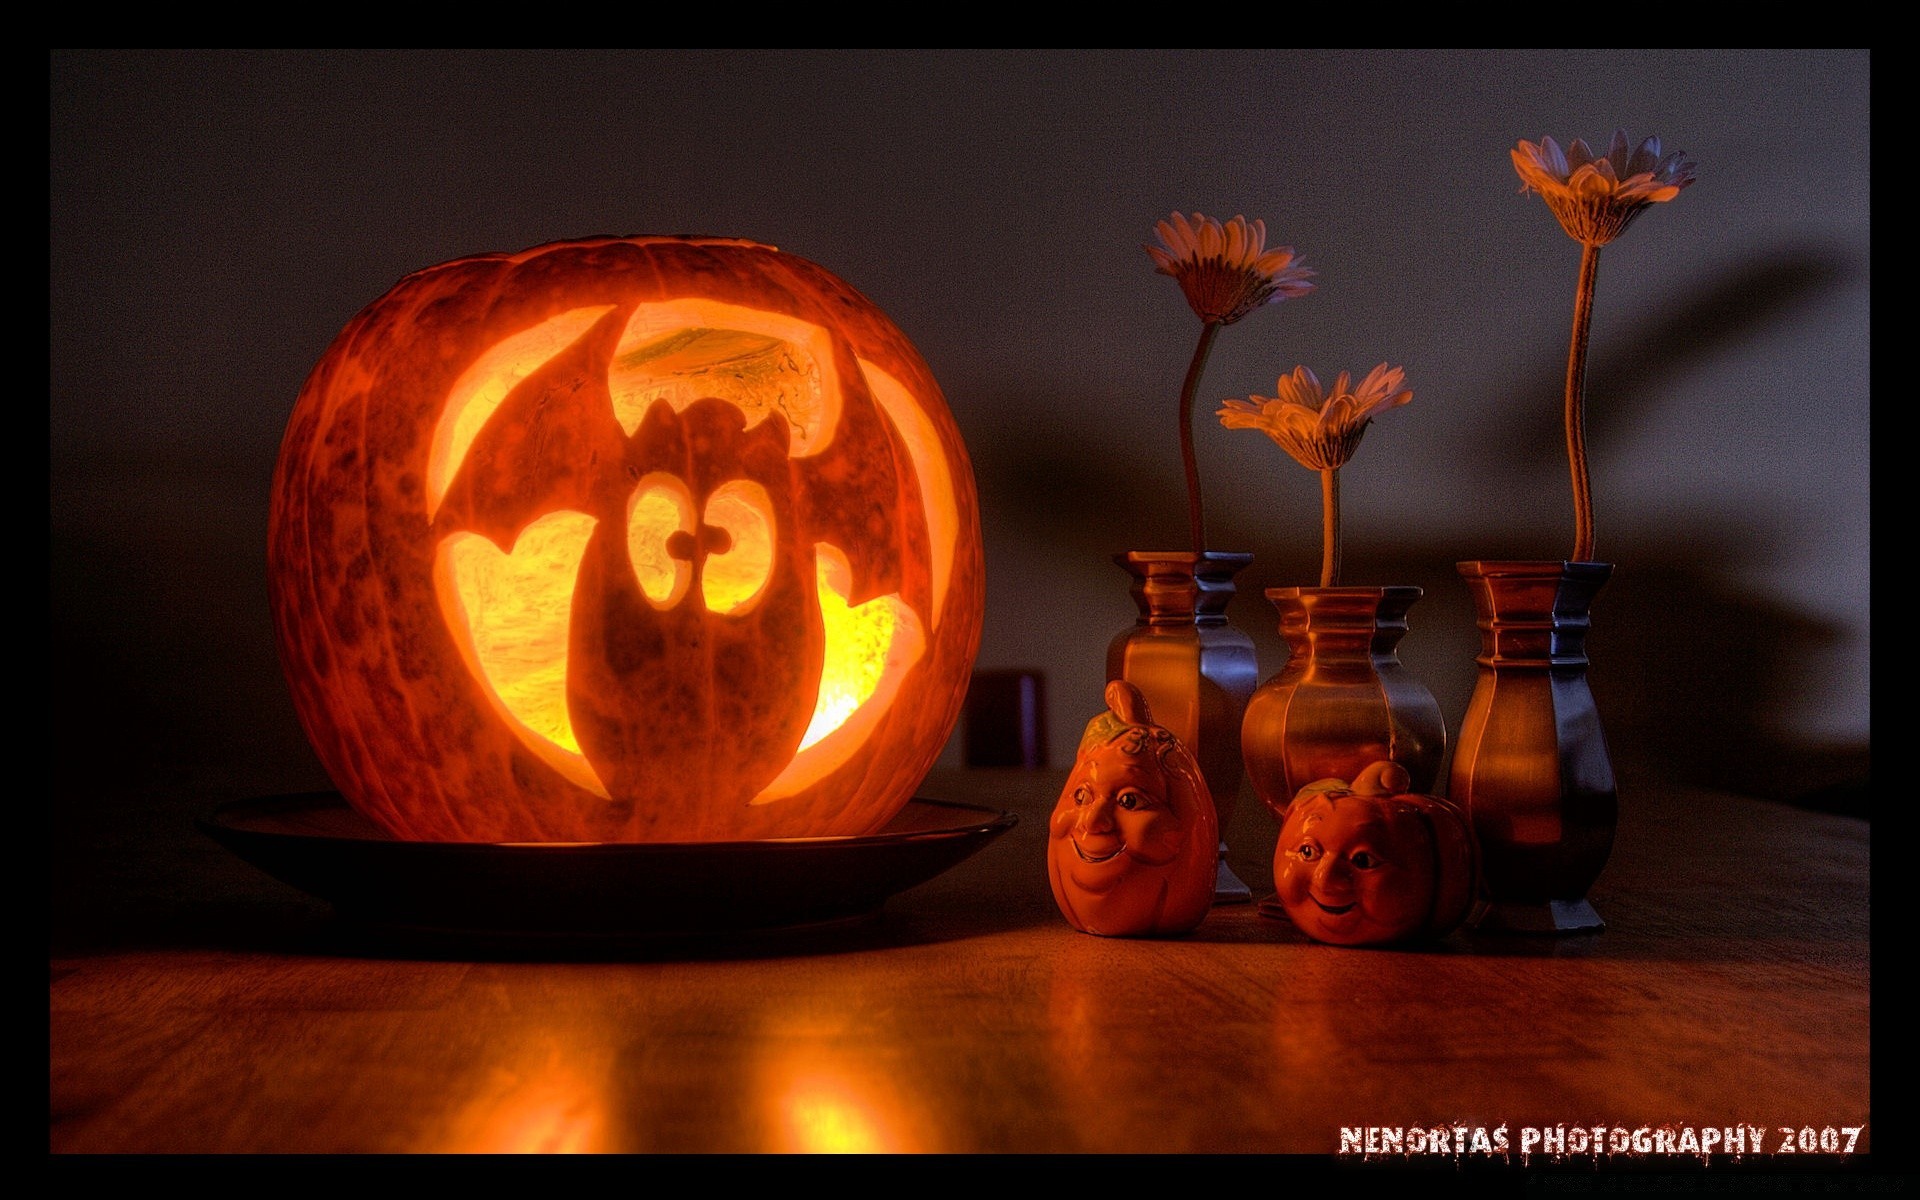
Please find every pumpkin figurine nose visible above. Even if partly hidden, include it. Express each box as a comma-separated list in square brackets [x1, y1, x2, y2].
[1076, 794, 1117, 837]
[1314, 853, 1352, 896]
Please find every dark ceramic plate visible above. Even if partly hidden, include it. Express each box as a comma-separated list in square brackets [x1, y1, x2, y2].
[199, 793, 1016, 939]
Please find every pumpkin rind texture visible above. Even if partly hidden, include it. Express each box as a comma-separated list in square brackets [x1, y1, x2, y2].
[270, 236, 984, 842]
[1271, 761, 1481, 945]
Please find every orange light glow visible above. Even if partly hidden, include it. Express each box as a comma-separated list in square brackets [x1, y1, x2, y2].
[428, 305, 616, 519]
[754, 543, 923, 802]
[428, 1037, 612, 1154]
[610, 300, 840, 455]
[799, 544, 915, 750]
[435, 510, 609, 798]
[860, 359, 959, 623]
[754, 1030, 932, 1153]
[776, 1074, 900, 1153]
[428, 310, 943, 810]
[273, 235, 983, 843]
[626, 473, 695, 608]
[700, 479, 775, 615]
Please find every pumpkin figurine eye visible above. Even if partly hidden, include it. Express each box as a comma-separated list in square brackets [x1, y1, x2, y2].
[1044, 678, 1219, 938]
[1269, 762, 1482, 946]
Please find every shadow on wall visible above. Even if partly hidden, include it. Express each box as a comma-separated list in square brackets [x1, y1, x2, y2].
[1453, 242, 1856, 486]
[971, 241, 1868, 818]
[1335, 540, 1871, 820]
[965, 474, 1874, 819]
[1581, 550, 1869, 817]
[1443, 239, 1867, 818]
[976, 453, 1871, 820]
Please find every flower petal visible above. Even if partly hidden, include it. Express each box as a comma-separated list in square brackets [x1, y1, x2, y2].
[1540, 136, 1570, 178]
[1196, 215, 1223, 259]
[1514, 131, 1696, 244]
[1273, 366, 1323, 409]
[1626, 134, 1663, 177]
[1147, 210, 1315, 322]
[1656, 148, 1697, 189]
[1224, 216, 1247, 263]
[1607, 128, 1633, 175]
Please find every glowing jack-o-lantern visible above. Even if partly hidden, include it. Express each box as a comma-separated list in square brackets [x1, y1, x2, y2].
[269, 236, 984, 842]
[1272, 762, 1480, 945]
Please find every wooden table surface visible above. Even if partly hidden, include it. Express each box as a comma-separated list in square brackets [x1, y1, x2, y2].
[51, 761, 1874, 1165]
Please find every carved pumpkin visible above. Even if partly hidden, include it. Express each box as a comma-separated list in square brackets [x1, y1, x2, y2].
[269, 235, 984, 842]
[1272, 762, 1480, 945]
[1048, 681, 1218, 937]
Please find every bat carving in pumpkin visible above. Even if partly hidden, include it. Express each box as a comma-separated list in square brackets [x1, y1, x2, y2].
[430, 303, 930, 819]
[270, 238, 982, 843]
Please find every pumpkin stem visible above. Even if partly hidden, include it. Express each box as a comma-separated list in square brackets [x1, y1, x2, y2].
[1104, 679, 1154, 727]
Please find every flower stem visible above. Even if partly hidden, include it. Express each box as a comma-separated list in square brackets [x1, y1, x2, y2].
[1565, 240, 1601, 563]
[1178, 321, 1221, 555]
[1319, 468, 1340, 588]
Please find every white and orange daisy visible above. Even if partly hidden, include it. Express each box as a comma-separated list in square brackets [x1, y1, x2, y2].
[1146, 212, 1315, 326]
[1512, 130, 1699, 562]
[1220, 364, 1414, 587]
[1512, 130, 1697, 246]
[1219, 364, 1413, 472]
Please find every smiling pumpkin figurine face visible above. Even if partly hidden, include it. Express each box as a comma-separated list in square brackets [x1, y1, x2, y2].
[1048, 680, 1218, 937]
[1273, 761, 1480, 946]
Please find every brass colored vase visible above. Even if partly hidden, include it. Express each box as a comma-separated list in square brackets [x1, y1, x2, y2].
[1240, 586, 1446, 821]
[1108, 551, 1260, 903]
[1449, 560, 1616, 934]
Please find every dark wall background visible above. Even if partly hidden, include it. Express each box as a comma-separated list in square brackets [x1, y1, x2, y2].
[49, 49, 1869, 815]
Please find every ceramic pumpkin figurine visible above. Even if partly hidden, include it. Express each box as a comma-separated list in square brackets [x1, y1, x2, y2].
[1048, 680, 1218, 937]
[1271, 761, 1480, 945]
[269, 235, 984, 843]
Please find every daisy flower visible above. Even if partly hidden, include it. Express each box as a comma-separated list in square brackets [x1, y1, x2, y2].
[1512, 130, 1697, 247]
[1219, 364, 1413, 472]
[1511, 131, 1698, 561]
[1146, 211, 1316, 325]
[1219, 365, 1414, 587]
[1145, 211, 1316, 553]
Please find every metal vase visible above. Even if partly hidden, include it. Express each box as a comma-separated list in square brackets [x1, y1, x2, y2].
[1239, 585, 1446, 821]
[1449, 559, 1617, 934]
[1108, 551, 1260, 903]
